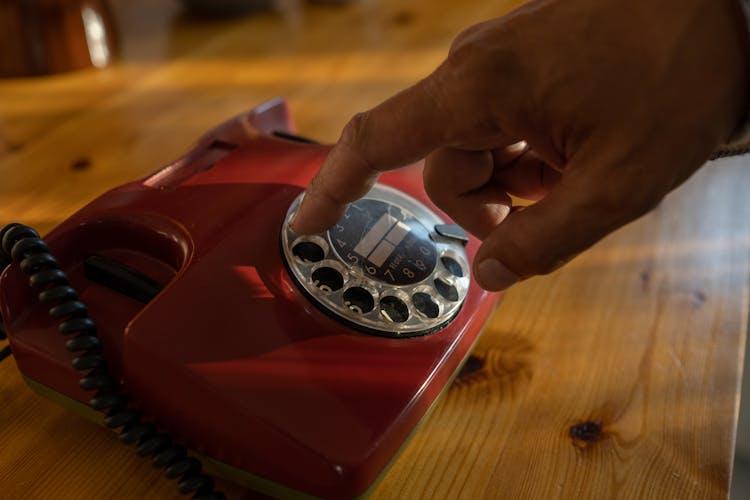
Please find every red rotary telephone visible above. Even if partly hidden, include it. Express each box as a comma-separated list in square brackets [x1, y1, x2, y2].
[0, 99, 500, 499]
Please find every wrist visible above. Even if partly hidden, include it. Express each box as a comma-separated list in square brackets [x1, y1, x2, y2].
[721, 0, 750, 148]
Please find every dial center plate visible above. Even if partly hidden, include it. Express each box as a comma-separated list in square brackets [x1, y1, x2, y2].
[328, 199, 437, 286]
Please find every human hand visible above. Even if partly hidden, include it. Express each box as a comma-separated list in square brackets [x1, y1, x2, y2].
[292, 0, 749, 291]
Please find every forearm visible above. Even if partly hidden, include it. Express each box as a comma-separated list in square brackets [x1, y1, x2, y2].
[716, 0, 750, 158]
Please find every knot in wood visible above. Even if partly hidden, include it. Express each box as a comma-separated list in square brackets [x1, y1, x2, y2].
[569, 420, 603, 448]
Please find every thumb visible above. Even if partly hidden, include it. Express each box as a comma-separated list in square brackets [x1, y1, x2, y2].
[473, 160, 663, 291]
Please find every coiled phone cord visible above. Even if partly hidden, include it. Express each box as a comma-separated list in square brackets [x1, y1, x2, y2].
[0, 223, 226, 500]
[0, 315, 11, 362]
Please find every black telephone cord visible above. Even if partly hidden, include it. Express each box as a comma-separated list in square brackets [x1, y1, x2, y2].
[0, 315, 11, 362]
[0, 223, 225, 500]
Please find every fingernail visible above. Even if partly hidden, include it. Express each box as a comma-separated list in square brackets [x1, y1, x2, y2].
[476, 259, 519, 291]
[289, 214, 300, 232]
[507, 140, 528, 154]
[289, 193, 307, 232]
[290, 213, 308, 234]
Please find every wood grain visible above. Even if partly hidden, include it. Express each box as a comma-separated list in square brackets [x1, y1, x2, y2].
[0, 0, 747, 499]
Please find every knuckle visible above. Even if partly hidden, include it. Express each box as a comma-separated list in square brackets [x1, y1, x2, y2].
[318, 186, 349, 207]
[492, 224, 565, 279]
[444, 40, 482, 73]
[449, 23, 485, 56]
[307, 175, 344, 205]
[528, 252, 565, 276]
[340, 112, 369, 148]
[510, 240, 564, 277]
[336, 112, 380, 177]
[540, 256, 571, 276]
[443, 40, 523, 130]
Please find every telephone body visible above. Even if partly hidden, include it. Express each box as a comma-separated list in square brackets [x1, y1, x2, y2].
[0, 100, 500, 498]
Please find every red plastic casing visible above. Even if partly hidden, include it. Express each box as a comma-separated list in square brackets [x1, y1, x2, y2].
[0, 100, 499, 498]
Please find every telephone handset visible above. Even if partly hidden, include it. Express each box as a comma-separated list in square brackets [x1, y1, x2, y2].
[0, 99, 500, 499]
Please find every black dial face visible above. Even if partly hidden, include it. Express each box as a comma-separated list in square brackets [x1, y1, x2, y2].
[328, 199, 437, 286]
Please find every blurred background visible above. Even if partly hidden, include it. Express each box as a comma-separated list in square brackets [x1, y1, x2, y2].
[1, 0, 490, 233]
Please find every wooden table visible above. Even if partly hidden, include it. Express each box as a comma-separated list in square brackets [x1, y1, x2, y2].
[1, 0, 747, 498]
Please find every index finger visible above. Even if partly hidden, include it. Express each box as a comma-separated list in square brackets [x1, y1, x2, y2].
[291, 65, 482, 234]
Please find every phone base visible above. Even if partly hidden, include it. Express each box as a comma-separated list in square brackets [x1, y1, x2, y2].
[20, 331, 485, 500]
[1, 100, 501, 499]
